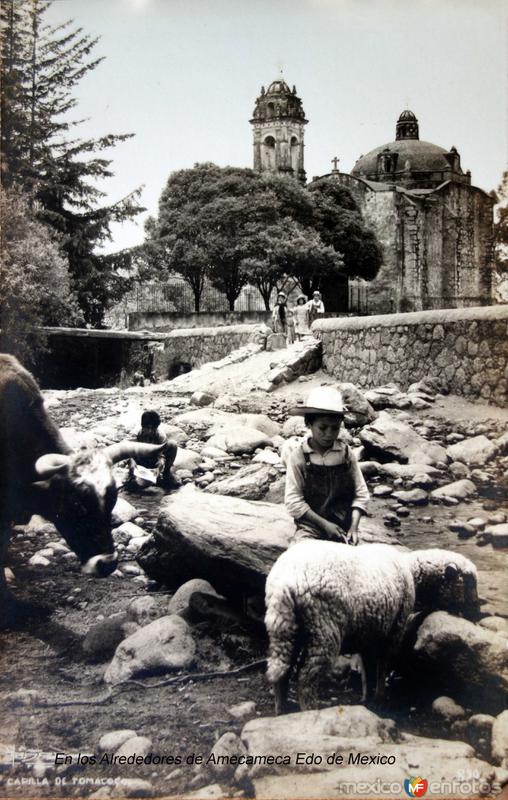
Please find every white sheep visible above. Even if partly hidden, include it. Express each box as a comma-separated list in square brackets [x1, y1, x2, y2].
[265, 542, 479, 713]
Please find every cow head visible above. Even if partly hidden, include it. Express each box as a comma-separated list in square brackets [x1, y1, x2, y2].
[32, 441, 165, 577]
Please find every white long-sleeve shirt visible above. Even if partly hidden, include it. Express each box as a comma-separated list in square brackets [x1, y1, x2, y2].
[285, 435, 370, 520]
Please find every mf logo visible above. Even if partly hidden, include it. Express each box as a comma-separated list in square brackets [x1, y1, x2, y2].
[404, 776, 428, 797]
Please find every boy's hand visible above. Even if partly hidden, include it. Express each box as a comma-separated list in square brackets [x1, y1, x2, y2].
[347, 525, 359, 546]
[321, 520, 347, 543]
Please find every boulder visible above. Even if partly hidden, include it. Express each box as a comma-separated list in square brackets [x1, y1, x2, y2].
[377, 463, 442, 480]
[97, 730, 137, 754]
[167, 579, 221, 617]
[266, 333, 286, 351]
[82, 614, 135, 661]
[431, 696, 466, 722]
[159, 424, 188, 445]
[111, 497, 139, 526]
[449, 461, 471, 480]
[173, 448, 202, 473]
[483, 523, 508, 548]
[137, 485, 295, 596]
[228, 701, 257, 721]
[237, 414, 280, 437]
[282, 417, 307, 438]
[126, 596, 166, 626]
[264, 476, 286, 504]
[492, 710, 508, 766]
[206, 426, 272, 455]
[465, 714, 495, 757]
[360, 412, 447, 465]
[413, 611, 508, 706]
[207, 732, 248, 779]
[240, 706, 498, 799]
[252, 449, 282, 466]
[114, 522, 147, 544]
[448, 521, 476, 539]
[104, 615, 195, 684]
[190, 391, 216, 407]
[113, 736, 152, 760]
[447, 436, 497, 467]
[372, 485, 393, 497]
[241, 706, 396, 778]
[336, 382, 377, 428]
[392, 488, 429, 506]
[479, 616, 508, 635]
[431, 479, 476, 503]
[111, 779, 153, 798]
[205, 463, 275, 500]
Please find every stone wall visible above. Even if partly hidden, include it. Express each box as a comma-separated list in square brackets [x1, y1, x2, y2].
[331, 173, 494, 315]
[129, 310, 272, 332]
[313, 305, 508, 406]
[152, 324, 263, 379]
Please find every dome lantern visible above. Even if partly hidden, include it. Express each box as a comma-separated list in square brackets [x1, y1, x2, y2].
[396, 109, 419, 141]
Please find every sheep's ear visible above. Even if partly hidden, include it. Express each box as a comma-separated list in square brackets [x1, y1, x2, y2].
[444, 563, 459, 581]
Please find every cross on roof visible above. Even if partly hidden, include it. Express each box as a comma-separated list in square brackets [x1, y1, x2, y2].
[331, 156, 340, 172]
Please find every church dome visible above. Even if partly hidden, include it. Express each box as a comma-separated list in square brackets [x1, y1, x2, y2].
[251, 79, 307, 123]
[351, 110, 469, 189]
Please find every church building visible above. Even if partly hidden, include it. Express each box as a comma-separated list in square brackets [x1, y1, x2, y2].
[251, 81, 494, 314]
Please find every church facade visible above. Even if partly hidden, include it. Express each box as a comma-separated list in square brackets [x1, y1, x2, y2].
[251, 82, 494, 314]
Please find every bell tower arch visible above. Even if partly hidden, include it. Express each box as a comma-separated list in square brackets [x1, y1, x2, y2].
[250, 79, 307, 183]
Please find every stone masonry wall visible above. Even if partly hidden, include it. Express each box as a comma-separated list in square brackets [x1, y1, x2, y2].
[152, 324, 262, 379]
[313, 305, 508, 407]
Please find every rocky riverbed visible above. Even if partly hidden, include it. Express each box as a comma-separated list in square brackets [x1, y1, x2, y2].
[1, 342, 507, 798]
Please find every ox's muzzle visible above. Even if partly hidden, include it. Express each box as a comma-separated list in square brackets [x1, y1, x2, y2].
[82, 551, 118, 577]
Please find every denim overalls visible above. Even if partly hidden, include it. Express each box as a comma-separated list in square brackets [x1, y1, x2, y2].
[294, 444, 356, 542]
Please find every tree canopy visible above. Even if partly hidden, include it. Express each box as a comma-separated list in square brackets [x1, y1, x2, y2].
[144, 164, 382, 310]
[0, 186, 82, 365]
[1, 0, 143, 326]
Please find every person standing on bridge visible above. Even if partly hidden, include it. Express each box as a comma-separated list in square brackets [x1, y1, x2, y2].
[294, 294, 311, 339]
[306, 291, 325, 326]
[271, 291, 288, 338]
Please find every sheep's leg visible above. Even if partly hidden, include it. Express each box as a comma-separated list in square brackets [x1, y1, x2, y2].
[356, 654, 368, 703]
[374, 659, 387, 703]
[273, 671, 291, 715]
[359, 650, 379, 703]
[297, 635, 337, 711]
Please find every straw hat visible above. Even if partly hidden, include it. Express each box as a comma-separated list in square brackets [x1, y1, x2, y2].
[289, 387, 344, 417]
[277, 291, 287, 300]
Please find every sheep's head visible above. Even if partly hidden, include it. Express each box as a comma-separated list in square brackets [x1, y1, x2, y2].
[409, 549, 480, 621]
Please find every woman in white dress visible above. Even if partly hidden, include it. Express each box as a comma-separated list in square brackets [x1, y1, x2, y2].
[293, 294, 310, 339]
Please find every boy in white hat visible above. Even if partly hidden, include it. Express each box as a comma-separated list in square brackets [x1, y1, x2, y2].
[284, 387, 369, 545]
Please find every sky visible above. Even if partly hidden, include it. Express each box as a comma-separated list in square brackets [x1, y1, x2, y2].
[46, 0, 508, 253]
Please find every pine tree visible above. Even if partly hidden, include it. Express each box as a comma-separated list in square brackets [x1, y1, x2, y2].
[0, 0, 143, 326]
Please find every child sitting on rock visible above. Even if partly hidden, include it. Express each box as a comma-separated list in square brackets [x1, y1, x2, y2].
[127, 409, 179, 491]
[284, 387, 369, 545]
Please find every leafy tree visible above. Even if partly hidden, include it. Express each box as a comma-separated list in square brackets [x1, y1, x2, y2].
[0, 0, 143, 325]
[0, 186, 82, 365]
[145, 164, 382, 312]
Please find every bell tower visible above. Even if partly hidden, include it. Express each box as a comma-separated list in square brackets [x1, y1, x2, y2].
[250, 79, 307, 183]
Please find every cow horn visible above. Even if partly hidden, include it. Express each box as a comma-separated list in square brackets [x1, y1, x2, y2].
[105, 441, 166, 464]
[35, 453, 70, 478]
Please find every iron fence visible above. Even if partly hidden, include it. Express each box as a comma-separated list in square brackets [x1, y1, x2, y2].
[132, 279, 370, 315]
